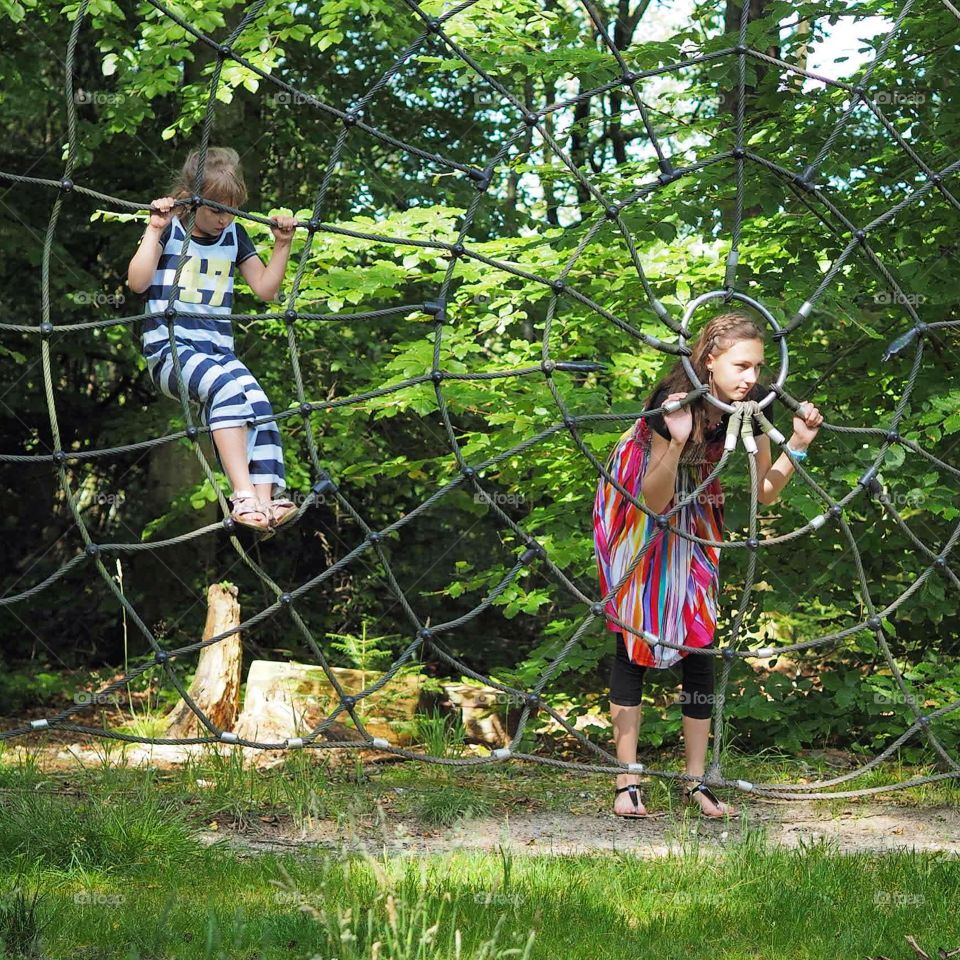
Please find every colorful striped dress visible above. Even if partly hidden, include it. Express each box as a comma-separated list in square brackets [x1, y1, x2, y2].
[592, 414, 725, 670]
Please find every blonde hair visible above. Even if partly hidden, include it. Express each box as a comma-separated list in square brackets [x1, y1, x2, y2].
[169, 146, 247, 208]
[647, 311, 766, 465]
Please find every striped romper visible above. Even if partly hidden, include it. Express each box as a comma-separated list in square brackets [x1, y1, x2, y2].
[141, 215, 286, 497]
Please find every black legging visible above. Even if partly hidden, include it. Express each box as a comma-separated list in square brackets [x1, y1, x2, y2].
[609, 630, 716, 719]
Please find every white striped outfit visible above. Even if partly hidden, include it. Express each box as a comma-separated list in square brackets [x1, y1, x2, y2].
[142, 215, 286, 496]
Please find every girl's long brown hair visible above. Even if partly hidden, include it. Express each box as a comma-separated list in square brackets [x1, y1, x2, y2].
[646, 311, 767, 465]
[168, 146, 247, 207]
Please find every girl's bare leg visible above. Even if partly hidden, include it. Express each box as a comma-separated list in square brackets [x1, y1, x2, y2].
[682, 715, 738, 815]
[212, 426, 268, 528]
[211, 426, 254, 494]
[611, 702, 647, 814]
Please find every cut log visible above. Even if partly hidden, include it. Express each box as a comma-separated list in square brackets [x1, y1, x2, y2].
[232, 660, 425, 749]
[442, 682, 522, 746]
[164, 582, 242, 738]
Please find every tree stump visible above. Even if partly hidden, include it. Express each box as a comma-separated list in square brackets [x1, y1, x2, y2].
[164, 582, 242, 738]
[232, 660, 423, 747]
[442, 682, 522, 746]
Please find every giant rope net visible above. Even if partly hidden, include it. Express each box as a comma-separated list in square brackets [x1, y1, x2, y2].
[2, 0, 960, 801]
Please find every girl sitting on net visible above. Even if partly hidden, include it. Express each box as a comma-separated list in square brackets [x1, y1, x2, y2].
[127, 146, 298, 533]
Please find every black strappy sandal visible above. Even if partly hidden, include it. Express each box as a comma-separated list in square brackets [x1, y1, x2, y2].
[613, 782, 649, 819]
[681, 781, 738, 818]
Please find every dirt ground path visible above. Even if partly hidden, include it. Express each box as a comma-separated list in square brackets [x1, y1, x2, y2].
[197, 800, 960, 859]
[7, 738, 959, 859]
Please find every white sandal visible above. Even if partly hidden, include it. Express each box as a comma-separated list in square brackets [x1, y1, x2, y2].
[265, 496, 297, 529]
[229, 493, 271, 532]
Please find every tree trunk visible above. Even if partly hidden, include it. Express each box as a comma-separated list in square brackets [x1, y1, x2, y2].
[164, 582, 242, 737]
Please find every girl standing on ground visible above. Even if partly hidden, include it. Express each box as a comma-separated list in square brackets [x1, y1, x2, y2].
[127, 146, 298, 533]
[593, 312, 823, 818]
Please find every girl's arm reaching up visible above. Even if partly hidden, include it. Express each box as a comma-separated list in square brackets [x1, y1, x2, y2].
[640, 391, 692, 515]
[127, 197, 175, 294]
[758, 402, 824, 505]
[238, 215, 297, 301]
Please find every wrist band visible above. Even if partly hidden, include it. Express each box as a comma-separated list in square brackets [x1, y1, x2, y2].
[785, 444, 808, 461]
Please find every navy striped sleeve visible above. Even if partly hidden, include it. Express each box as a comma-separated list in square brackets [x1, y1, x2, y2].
[147, 222, 171, 247]
[235, 222, 260, 265]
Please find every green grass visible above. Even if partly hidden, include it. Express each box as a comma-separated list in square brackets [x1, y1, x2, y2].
[1, 743, 958, 957]
[0, 796, 957, 959]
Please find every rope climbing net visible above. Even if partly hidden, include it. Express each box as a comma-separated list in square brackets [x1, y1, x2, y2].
[2, 0, 960, 802]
